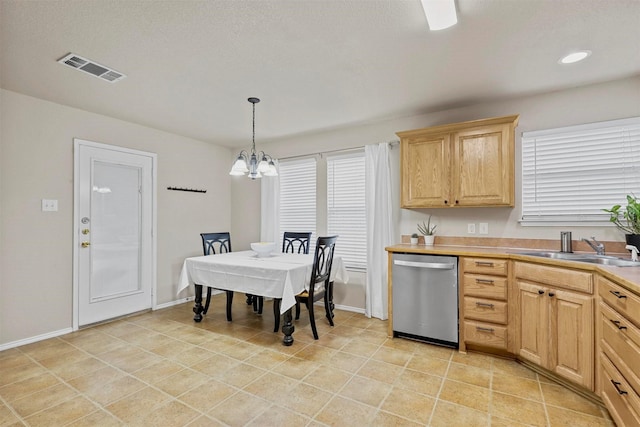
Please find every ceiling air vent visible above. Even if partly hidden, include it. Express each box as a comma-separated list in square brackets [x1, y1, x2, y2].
[57, 53, 126, 83]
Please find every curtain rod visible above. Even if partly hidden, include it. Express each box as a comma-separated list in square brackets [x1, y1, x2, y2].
[277, 140, 399, 162]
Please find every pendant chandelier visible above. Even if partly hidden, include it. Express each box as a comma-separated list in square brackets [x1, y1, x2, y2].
[229, 97, 278, 179]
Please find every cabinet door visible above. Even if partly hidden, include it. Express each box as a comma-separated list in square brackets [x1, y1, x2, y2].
[401, 134, 450, 208]
[550, 289, 594, 389]
[518, 280, 548, 366]
[452, 124, 513, 206]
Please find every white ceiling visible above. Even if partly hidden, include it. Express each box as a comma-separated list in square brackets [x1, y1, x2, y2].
[1, 0, 639, 148]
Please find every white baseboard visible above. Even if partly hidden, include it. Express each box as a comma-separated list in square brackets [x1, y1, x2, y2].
[155, 296, 194, 310]
[0, 328, 74, 351]
[333, 303, 365, 314]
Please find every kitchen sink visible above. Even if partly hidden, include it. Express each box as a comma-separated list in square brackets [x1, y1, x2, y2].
[514, 251, 640, 267]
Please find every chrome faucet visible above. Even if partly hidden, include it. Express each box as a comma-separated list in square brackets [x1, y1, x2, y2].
[581, 237, 605, 255]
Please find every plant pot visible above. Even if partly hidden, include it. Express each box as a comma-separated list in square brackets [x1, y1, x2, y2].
[410, 237, 419, 245]
[625, 234, 640, 252]
[423, 235, 435, 246]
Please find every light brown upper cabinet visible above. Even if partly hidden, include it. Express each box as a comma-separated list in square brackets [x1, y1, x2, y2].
[397, 115, 519, 208]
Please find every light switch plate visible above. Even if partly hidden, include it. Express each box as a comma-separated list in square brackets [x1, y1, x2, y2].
[42, 199, 58, 212]
[467, 223, 476, 234]
[479, 223, 489, 234]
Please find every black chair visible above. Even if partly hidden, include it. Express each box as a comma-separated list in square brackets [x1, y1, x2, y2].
[294, 235, 338, 339]
[272, 232, 312, 332]
[282, 231, 312, 254]
[200, 232, 234, 321]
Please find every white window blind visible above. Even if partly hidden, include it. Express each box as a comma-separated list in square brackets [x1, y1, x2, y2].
[278, 158, 317, 251]
[327, 152, 366, 270]
[521, 117, 640, 224]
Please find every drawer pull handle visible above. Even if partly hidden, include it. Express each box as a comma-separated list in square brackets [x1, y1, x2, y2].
[475, 261, 494, 267]
[609, 290, 627, 299]
[611, 380, 628, 395]
[476, 302, 495, 308]
[476, 279, 495, 284]
[610, 319, 629, 330]
[476, 326, 495, 333]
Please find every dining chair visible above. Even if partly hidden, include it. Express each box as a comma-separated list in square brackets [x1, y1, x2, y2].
[272, 232, 312, 332]
[200, 232, 235, 321]
[294, 235, 338, 339]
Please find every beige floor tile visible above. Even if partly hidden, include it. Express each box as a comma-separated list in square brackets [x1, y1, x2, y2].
[357, 359, 404, 384]
[327, 350, 368, 374]
[0, 401, 22, 426]
[0, 361, 47, 387]
[0, 351, 32, 372]
[246, 404, 311, 427]
[155, 368, 209, 397]
[405, 353, 450, 377]
[190, 353, 239, 377]
[215, 362, 267, 388]
[178, 378, 236, 412]
[492, 357, 538, 380]
[355, 329, 388, 346]
[274, 382, 333, 417]
[490, 415, 539, 426]
[84, 375, 146, 406]
[395, 369, 443, 397]
[413, 342, 454, 360]
[491, 391, 548, 427]
[447, 361, 491, 388]
[380, 386, 436, 424]
[302, 365, 353, 393]
[0, 372, 60, 402]
[271, 356, 318, 379]
[430, 400, 489, 427]
[127, 400, 200, 427]
[316, 332, 352, 350]
[452, 350, 495, 368]
[541, 382, 604, 417]
[243, 348, 290, 370]
[67, 366, 125, 394]
[105, 386, 171, 423]
[208, 391, 270, 426]
[439, 379, 490, 412]
[492, 373, 542, 401]
[66, 409, 124, 426]
[340, 339, 380, 357]
[372, 345, 412, 367]
[48, 356, 108, 381]
[313, 395, 375, 426]
[185, 414, 227, 427]
[131, 358, 184, 383]
[243, 371, 299, 400]
[293, 344, 337, 362]
[370, 410, 423, 426]
[23, 396, 97, 427]
[11, 383, 78, 417]
[339, 375, 392, 407]
[546, 406, 614, 427]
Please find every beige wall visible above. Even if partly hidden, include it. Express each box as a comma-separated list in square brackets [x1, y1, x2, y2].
[231, 76, 640, 312]
[0, 89, 233, 346]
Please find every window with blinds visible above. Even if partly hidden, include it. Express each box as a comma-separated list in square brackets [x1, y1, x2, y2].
[521, 117, 640, 225]
[278, 158, 317, 251]
[327, 152, 366, 270]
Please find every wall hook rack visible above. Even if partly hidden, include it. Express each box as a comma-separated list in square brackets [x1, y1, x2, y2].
[167, 186, 207, 193]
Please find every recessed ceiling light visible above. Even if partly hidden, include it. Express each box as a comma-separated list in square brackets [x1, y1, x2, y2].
[559, 51, 592, 64]
[421, 0, 458, 31]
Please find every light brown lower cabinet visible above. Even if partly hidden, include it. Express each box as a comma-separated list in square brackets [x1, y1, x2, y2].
[515, 262, 594, 390]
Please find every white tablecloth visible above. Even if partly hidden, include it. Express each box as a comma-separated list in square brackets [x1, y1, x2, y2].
[178, 251, 348, 314]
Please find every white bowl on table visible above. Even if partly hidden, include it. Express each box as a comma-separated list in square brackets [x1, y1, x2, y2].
[251, 242, 276, 258]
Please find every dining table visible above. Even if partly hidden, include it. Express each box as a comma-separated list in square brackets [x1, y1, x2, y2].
[177, 250, 348, 345]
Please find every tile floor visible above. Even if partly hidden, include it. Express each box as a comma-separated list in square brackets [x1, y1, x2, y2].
[0, 296, 615, 426]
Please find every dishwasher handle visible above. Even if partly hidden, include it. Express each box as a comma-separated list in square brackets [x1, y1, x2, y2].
[393, 259, 455, 270]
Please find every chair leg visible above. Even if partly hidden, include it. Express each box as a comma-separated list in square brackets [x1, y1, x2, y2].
[273, 299, 281, 332]
[324, 292, 334, 327]
[257, 297, 264, 315]
[246, 293, 253, 305]
[295, 301, 301, 320]
[308, 300, 319, 340]
[203, 287, 213, 314]
[225, 291, 234, 321]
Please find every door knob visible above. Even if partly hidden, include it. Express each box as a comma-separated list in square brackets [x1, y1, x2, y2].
[81, 242, 91, 248]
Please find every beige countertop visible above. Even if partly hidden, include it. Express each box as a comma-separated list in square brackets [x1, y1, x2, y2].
[385, 243, 640, 294]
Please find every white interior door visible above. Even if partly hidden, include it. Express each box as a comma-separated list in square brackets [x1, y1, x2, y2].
[74, 139, 156, 327]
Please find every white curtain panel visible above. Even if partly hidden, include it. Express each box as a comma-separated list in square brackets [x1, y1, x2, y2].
[260, 160, 280, 243]
[365, 143, 394, 320]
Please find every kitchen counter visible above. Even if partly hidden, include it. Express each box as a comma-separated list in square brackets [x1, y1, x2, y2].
[385, 243, 640, 294]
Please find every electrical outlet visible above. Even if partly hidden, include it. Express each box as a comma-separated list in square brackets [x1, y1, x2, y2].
[41, 199, 58, 212]
[467, 223, 476, 234]
[479, 223, 489, 235]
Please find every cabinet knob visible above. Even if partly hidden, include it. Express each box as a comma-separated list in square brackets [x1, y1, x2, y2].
[455, 200, 459, 204]
[444, 200, 448, 204]
[548, 292, 555, 297]
[538, 289, 544, 295]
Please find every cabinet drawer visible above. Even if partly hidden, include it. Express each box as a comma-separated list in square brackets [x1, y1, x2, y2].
[464, 297, 507, 324]
[462, 257, 508, 276]
[600, 302, 640, 393]
[464, 320, 507, 349]
[463, 274, 507, 300]
[599, 276, 640, 328]
[515, 262, 592, 294]
[600, 352, 640, 427]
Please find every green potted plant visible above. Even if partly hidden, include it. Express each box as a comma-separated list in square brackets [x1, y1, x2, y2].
[417, 215, 437, 245]
[410, 233, 419, 245]
[603, 194, 640, 249]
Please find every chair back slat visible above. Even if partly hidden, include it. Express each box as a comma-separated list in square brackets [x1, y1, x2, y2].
[309, 235, 338, 293]
[200, 232, 232, 255]
[282, 232, 312, 254]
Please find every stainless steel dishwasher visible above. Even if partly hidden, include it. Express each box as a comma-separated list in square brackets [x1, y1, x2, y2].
[392, 253, 458, 348]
